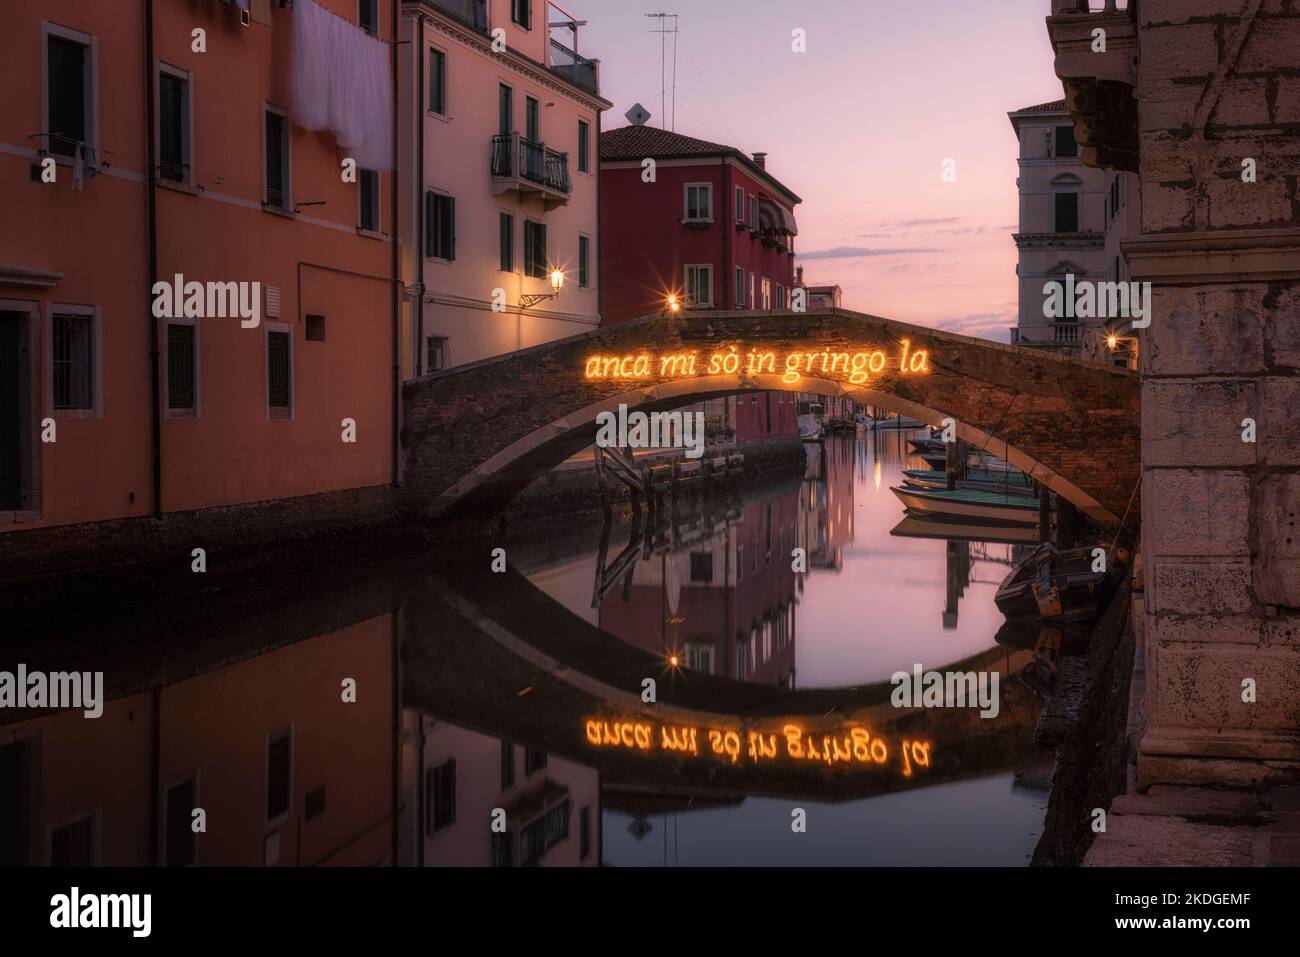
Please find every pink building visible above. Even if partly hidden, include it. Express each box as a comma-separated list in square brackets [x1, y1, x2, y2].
[398, 0, 609, 374]
[1, 0, 398, 532]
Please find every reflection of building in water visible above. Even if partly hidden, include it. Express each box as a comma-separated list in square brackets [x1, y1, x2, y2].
[414, 721, 598, 868]
[0, 615, 601, 868]
[1, 620, 396, 866]
[599, 487, 800, 687]
[800, 436, 855, 571]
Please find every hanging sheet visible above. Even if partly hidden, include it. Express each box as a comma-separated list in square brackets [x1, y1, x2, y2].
[291, 0, 392, 170]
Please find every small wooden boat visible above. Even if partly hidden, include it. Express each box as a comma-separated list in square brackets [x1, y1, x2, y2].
[890, 485, 1040, 524]
[872, 415, 926, 430]
[920, 451, 948, 469]
[994, 543, 1122, 623]
[907, 437, 945, 453]
[902, 468, 1033, 493]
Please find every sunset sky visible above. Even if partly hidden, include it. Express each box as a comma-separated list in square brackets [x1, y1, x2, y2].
[577, 0, 1067, 341]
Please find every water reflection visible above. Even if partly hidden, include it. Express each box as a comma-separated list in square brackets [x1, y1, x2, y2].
[1, 433, 1057, 867]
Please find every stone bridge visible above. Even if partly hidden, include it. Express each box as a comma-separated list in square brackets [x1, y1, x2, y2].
[402, 309, 1141, 524]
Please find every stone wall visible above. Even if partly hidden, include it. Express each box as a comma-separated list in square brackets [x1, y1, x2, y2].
[1126, 0, 1300, 784]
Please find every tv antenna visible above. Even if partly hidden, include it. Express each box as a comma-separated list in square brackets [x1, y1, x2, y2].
[646, 12, 678, 131]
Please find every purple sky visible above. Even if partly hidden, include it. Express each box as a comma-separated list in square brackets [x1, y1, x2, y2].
[574, 0, 1066, 341]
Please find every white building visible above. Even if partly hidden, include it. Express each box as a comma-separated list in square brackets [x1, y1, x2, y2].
[1008, 99, 1110, 357]
[399, 0, 612, 376]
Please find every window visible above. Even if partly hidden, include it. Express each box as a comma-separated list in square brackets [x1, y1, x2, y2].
[50, 816, 94, 866]
[684, 184, 712, 223]
[52, 312, 93, 411]
[428, 47, 446, 115]
[762, 278, 772, 310]
[735, 267, 745, 307]
[579, 235, 590, 287]
[425, 192, 455, 260]
[749, 272, 756, 309]
[359, 168, 378, 232]
[267, 329, 291, 416]
[1054, 192, 1079, 232]
[735, 643, 745, 680]
[425, 335, 448, 372]
[500, 740, 514, 790]
[359, 0, 378, 35]
[736, 545, 743, 581]
[690, 551, 714, 582]
[578, 120, 589, 173]
[305, 315, 325, 341]
[499, 212, 514, 271]
[749, 195, 759, 229]
[511, 0, 532, 29]
[751, 541, 757, 573]
[734, 186, 744, 223]
[158, 68, 190, 183]
[579, 806, 591, 860]
[524, 748, 547, 775]
[523, 221, 547, 278]
[165, 779, 196, 867]
[47, 32, 91, 159]
[1054, 125, 1078, 158]
[498, 84, 512, 136]
[685, 264, 712, 307]
[426, 759, 456, 834]
[776, 283, 786, 309]
[264, 107, 289, 209]
[266, 729, 291, 824]
[687, 643, 715, 674]
[166, 323, 195, 412]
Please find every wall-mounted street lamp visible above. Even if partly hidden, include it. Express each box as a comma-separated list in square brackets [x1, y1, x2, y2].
[520, 269, 565, 309]
[665, 292, 681, 314]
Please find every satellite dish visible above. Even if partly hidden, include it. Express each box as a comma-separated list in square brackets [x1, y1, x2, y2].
[625, 102, 652, 127]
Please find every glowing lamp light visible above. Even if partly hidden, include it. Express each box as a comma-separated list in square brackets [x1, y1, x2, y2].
[1106, 334, 1119, 350]
[668, 654, 680, 668]
[666, 293, 681, 313]
[550, 269, 565, 293]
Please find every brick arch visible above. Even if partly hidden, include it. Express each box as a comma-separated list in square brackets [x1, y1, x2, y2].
[402, 309, 1140, 524]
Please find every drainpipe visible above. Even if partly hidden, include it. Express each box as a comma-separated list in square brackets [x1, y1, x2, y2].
[595, 107, 603, 323]
[144, 0, 161, 516]
[390, 0, 400, 485]
[415, 13, 425, 377]
[722, 157, 731, 308]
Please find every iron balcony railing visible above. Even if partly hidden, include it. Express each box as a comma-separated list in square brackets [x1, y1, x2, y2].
[428, 0, 488, 32]
[491, 133, 571, 195]
[549, 39, 598, 95]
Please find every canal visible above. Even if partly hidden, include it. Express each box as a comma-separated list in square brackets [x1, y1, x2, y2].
[1, 432, 1054, 868]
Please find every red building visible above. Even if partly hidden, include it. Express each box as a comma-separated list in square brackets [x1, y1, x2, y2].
[599, 123, 801, 444]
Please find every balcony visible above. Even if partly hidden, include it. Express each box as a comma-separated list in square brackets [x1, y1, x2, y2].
[1047, 0, 1138, 172]
[490, 133, 571, 209]
[428, 0, 488, 33]
[549, 39, 599, 96]
[1017, 321, 1085, 355]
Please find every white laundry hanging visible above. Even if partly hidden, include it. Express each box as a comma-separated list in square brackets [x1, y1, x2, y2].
[291, 0, 392, 170]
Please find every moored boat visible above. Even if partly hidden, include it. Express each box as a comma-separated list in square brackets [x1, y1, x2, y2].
[902, 468, 1033, 492]
[994, 542, 1122, 623]
[889, 484, 1040, 524]
[889, 513, 1040, 545]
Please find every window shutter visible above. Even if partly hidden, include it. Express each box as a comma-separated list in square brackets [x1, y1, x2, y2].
[447, 197, 456, 262]
[425, 191, 435, 257]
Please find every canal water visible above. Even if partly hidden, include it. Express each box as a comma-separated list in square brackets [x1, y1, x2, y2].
[1, 432, 1051, 868]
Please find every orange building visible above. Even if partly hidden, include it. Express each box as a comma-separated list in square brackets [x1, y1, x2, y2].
[0, 0, 399, 532]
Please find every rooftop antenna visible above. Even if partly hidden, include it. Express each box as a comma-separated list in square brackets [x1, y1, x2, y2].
[646, 12, 679, 131]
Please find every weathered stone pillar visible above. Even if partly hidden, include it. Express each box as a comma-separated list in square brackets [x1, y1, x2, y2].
[1051, 0, 1300, 786]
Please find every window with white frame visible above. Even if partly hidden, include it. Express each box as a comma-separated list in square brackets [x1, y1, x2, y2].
[684, 183, 712, 223]
[734, 267, 745, 307]
[46, 25, 94, 159]
[734, 186, 744, 223]
[158, 65, 191, 183]
[264, 106, 290, 209]
[776, 283, 786, 309]
[761, 278, 771, 310]
[166, 320, 196, 414]
[685, 265, 712, 307]
[266, 325, 292, 419]
[51, 309, 95, 412]
[749, 272, 755, 309]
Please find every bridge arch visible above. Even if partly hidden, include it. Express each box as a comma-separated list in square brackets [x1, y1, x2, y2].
[402, 309, 1140, 524]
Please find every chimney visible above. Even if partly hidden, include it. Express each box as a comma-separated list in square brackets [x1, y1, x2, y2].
[752, 152, 767, 169]
[796, 265, 804, 287]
